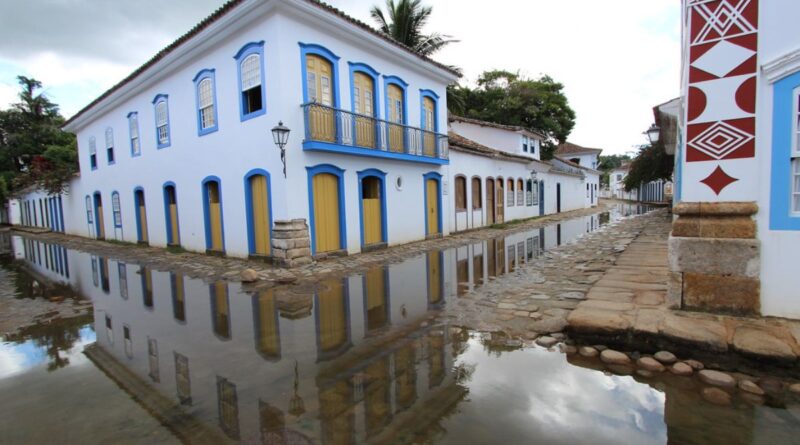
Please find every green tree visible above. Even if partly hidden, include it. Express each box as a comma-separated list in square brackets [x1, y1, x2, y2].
[370, 0, 457, 56]
[0, 76, 76, 200]
[456, 70, 576, 159]
[623, 143, 673, 192]
[597, 154, 631, 187]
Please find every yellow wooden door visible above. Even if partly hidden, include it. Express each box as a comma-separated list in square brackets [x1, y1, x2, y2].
[306, 54, 335, 142]
[95, 197, 105, 239]
[213, 282, 230, 338]
[422, 96, 436, 156]
[206, 182, 223, 251]
[387, 84, 403, 153]
[496, 180, 505, 223]
[142, 267, 153, 307]
[172, 272, 185, 321]
[312, 173, 341, 253]
[486, 179, 495, 224]
[137, 192, 149, 243]
[318, 280, 346, 353]
[427, 251, 441, 304]
[353, 72, 375, 148]
[426, 178, 439, 235]
[362, 177, 382, 245]
[166, 187, 180, 245]
[250, 175, 271, 256]
[365, 267, 386, 331]
[255, 289, 279, 357]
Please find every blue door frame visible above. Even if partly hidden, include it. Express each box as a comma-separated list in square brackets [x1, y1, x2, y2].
[538, 180, 545, 214]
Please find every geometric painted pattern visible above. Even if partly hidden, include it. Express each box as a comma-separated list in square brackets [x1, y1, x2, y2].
[686, 0, 758, 164]
[700, 165, 739, 195]
[688, 120, 754, 160]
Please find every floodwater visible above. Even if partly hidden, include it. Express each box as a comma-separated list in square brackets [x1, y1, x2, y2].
[1, 203, 799, 445]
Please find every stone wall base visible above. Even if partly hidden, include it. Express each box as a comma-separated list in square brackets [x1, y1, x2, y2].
[271, 219, 312, 268]
[668, 202, 761, 317]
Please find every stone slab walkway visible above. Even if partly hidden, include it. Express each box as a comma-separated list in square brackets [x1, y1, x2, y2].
[567, 214, 800, 368]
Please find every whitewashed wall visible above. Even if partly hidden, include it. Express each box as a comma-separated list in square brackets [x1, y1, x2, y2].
[449, 121, 541, 160]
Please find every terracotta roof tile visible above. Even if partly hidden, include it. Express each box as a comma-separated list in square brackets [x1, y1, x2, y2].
[555, 141, 603, 156]
[448, 131, 546, 165]
[449, 115, 546, 139]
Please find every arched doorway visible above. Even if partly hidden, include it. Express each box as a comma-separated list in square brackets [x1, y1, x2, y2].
[93, 192, 105, 240]
[134, 188, 148, 244]
[496, 178, 505, 224]
[359, 171, 386, 247]
[163, 184, 180, 246]
[424, 173, 441, 236]
[203, 178, 225, 253]
[309, 165, 345, 254]
[246, 171, 272, 257]
[486, 178, 495, 225]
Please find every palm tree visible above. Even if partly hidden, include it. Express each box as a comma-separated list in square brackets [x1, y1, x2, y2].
[370, 0, 457, 56]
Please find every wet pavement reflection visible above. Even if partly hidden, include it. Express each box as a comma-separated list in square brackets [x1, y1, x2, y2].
[2, 203, 798, 444]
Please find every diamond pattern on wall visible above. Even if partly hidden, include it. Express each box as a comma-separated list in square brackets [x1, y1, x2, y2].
[701, 165, 738, 195]
[686, 0, 758, 166]
[688, 120, 753, 160]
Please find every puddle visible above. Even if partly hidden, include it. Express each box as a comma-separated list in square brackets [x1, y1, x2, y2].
[3, 204, 797, 444]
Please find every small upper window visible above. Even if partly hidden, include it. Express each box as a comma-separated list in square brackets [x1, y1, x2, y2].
[194, 69, 218, 135]
[522, 135, 529, 152]
[105, 128, 115, 164]
[235, 41, 266, 121]
[153, 95, 170, 148]
[128, 112, 141, 157]
[89, 137, 98, 170]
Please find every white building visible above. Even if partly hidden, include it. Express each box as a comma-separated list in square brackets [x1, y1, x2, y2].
[667, 0, 800, 318]
[8, 0, 603, 266]
[18, 0, 459, 264]
[609, 163, 635, 200]
[446, 116, 598, 233]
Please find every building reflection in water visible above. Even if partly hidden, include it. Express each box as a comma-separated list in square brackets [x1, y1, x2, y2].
[5, 209, 644, 444]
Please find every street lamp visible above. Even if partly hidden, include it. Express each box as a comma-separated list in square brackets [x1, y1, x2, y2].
[271, 121, 290, 177]
[645, 123, 660, 144]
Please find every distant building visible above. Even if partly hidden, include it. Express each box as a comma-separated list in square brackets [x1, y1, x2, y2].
[555, 142, 601, 170]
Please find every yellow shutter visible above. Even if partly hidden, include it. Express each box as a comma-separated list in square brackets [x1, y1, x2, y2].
[426, 178, 439, 235]
[306, 55, 335, 142]
[354, 72, 375, 148]
[387, 84, 404, 153]
[423, 97, 436, 156]
[250, 175, 271, 255]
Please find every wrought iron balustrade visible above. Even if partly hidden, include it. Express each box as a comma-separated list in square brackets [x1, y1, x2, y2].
[302, 102, 448, 160]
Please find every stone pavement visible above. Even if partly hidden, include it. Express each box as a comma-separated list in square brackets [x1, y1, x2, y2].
[567, 213, 800, 368]
[440, 207, 662, 337]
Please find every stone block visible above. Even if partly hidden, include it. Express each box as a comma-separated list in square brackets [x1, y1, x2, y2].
[672, 216, 755, 239]
[682, 272, 760, 316]
[567, 308, 631, 334]
[272, 229, 309, 240]
[669, 236, 759, 278]
[666, 272, 682, 309]
[673, 201, 758, 216]
[274, 219, 308, 231]
[731, 326, 797, 362]
[660, 313, 728, 352]
[285, 247, 311, 259]
[271, 238, 293, 250]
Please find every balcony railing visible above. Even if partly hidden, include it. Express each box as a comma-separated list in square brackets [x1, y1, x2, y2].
[302, 102, 448, 161]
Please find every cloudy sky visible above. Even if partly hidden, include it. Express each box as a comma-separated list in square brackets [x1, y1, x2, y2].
[0, 0, 680, 155]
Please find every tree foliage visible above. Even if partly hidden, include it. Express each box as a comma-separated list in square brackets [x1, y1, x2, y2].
[0, 76, 76, 201]
[452, 70, 576, 159]
[370, 0, 457, 56]
[623, 143, 674, 192]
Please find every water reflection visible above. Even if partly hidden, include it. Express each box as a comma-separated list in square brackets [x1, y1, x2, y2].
[7, 205, 796, 444]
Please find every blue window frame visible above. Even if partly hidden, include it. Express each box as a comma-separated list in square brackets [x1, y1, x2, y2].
[306, 164, 347, 255]
[419, 88, 439, 132]
[299, 42, 341, 107]
[152, 94, 171, 149]
[128, 112, 141, 157]
[357, 168, 388, 247]
[111, 191, 122, 228]
[89, 136, 98, 170]
[770, 71, 800, 230]
[105, 127, 115, 164]
[193, 69, 218, 136]
[234, 41, 266, 121]
[383, 75, 409, 126]
[348, 62, 380, 117]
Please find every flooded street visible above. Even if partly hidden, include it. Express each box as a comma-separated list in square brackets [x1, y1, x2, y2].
[1, 204, 799, 444]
